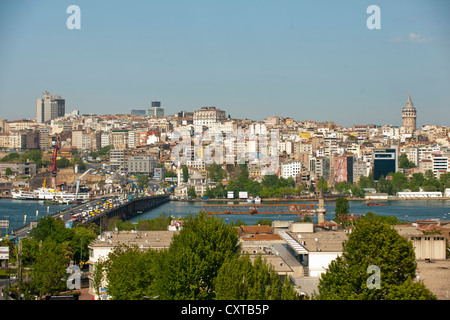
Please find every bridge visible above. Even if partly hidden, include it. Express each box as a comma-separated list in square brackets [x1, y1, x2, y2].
[202, 203, 327, 221]
[85, 194, 170, 225]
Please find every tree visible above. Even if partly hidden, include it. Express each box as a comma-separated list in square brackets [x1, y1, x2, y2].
[182, 167, 189, 183]
[4, 167, 13, 175]
[391, 172, 408, 194]
[214, 254, 299, 300]
[155, 213, 240, 300]
[206, 163, 225, 182]
[377, 177, 394, 195]
[358, 174, 375, 189]
[104, 245, 159, 300]
[398, 153, 416, 169]
[92, 257, 106, 299]
[335, 197, 349, 222]
[316, 214, 436, 300]
[350, 186, 365, 198]
[136, 175, 150, 189]
[31, 240, 68, 298]
[187, 186, 197, 198]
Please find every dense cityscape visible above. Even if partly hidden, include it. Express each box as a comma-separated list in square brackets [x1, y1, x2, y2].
[0, 90, 449, 305]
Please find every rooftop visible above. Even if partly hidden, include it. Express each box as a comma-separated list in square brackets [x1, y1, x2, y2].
[286, 228, 348, 252]
[88, 230, 178, 250]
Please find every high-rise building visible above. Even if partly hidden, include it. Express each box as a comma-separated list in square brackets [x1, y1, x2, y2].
[402, 90, 417, 134]
[148, 101, 164, 117]
[333, 154, 354, 183]
[36, 91, 65, 124]
[372, 148, 397, 180]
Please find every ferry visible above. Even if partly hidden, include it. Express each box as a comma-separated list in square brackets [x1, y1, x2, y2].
[12, 179, 90, 203]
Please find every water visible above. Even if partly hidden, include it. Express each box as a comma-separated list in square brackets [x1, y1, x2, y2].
[0, 199, 71, 234]
[129, 199, 450, 225]
[1, 199, 449, 234]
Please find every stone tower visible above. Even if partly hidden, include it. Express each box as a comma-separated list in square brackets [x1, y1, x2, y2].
[402, 90, 417, 133]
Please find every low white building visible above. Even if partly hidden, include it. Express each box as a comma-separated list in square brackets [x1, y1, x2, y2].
[273, 221, 348, 297]
[397, 191, 442, 198]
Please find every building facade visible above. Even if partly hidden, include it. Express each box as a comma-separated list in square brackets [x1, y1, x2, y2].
[372, 148, 397, 180]
[193, 107, 226, 126]
[36, 91, 65, 124]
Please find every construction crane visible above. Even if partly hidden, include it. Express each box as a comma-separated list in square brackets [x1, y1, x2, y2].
[74, 168, 94, 201]
[49, 135, 60, 190]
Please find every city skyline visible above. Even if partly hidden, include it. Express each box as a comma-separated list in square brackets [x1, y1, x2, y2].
[1, 0, 449, 127]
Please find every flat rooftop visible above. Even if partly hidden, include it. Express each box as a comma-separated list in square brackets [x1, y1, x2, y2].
[88, 230, 178, 250]
[286, 228, 348, 252]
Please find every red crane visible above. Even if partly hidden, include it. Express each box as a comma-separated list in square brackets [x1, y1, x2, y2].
[49, 135, 60, 190]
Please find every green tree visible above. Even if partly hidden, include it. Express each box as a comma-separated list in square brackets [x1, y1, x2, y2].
[92, 257, 107, 299]
[335, 197, 349, 222]
[391, 172, 408, 194]
[56, 157, 71, 168]
[104, 245, 159, 300]
[0, 152, 20, 162]
[155, 213, 240, 300]
[350, 186, 365, 198]
[408, 173, 425, 191]
[206, 163, 225, 182]
[136, 213, 173, 231]
[335, 181, 353, 194]
[136, 175, 150, 189]
[182, 167, 189, 182]
[316, 215, 436, 300]
[377, 177, 394, 195]
[187, 186, 197, 198]
[215, 254, 298, 300]
[4, 167, 13, 175]
[398, 153, 416, 169]
[358, 174, 375, 189]
[30, 240, 68, 299]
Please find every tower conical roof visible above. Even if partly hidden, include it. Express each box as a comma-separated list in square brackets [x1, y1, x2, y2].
[403, 90, 415, 110]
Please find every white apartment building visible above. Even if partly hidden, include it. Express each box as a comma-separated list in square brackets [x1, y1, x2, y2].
[432, 155, 449, 177]
[281, 161, 302, 179]
[101, 132, 110, 148]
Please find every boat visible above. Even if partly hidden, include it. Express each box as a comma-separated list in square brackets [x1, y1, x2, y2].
[254, 196, 261, 204]
[365, 200, 387, 206]
[12, 179, 90, 202]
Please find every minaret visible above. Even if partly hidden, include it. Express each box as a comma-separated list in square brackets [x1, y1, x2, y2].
[177, 161, 182, 185]
[317, 185, 326, 224]
[402, 90, 417, 133]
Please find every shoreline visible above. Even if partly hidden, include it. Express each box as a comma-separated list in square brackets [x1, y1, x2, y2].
[173, 197, 450, 202]
[2, 195, 450, 202]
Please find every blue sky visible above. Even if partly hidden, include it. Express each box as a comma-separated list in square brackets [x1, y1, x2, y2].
[0, 0, 449, 127]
